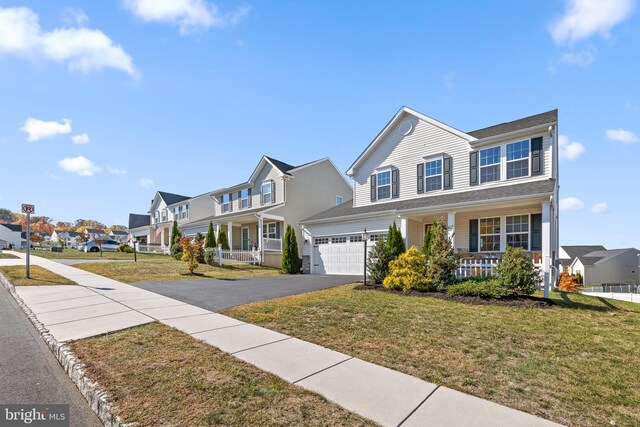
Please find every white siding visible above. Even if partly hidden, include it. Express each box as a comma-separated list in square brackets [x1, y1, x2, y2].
[352, 112, 553, 208]
[305, 215, 396, 238]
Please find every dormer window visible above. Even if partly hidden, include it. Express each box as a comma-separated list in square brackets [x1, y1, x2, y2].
[377, 169, 391, 200]
[262, 181, 272, 204]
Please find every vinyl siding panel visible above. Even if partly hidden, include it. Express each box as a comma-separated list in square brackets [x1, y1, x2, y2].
[305, 215, 396, 238]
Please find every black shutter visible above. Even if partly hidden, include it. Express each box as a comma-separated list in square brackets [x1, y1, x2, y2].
[417, 163, 424, 194]
[531, 214, 542, 251]
[469, 152, 478, 186]
[228, 193, 233, 212]
[370, 174, 377, 202]
[260, 184, 264, 205]
[248, 188, 252, 208]
[469, 219, 479, 252]
[391, 168, 399, 198]
[271, 179, 276, 203]
[443, 157, 452, 190]
[531, 137, 543, 176]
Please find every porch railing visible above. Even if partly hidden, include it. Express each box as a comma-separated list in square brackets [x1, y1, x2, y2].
[137, 244, 169, 254]
[219, 249, 261, 265]
[262, 238, 282, 252]
[456, 257, 544, 279]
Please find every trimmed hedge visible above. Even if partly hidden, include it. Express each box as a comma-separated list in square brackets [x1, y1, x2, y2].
[447, 280, 510, 299]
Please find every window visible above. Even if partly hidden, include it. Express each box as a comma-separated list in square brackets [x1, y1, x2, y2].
[336, 195, 343, 205]
[314, 237, 329, 245]
[506, 215, 529, 249]
[222, 194, 230, 213]
[506, 140, 530, 179]
[377, 170, 391, 200]
[425, 159, 443, 191]
[183, 204, 188, 219]
[480, 147, 501, 183]
[369, 233, 387, 242]
[177, 206, 183, 220]
[240, 189, 249, 209]
[262, 181, 272, 204]
[161, 209, 167, 222]
[331, 236, 347, 244]
[479, 217, 500, 251]
[154, 211, 159, 224]
[349, 235, 363, 243]
[263, 223, 277, 239]
[173, 207, 179, 218]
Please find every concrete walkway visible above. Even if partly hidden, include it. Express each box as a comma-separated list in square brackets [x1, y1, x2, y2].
[3, 251, 561, 427]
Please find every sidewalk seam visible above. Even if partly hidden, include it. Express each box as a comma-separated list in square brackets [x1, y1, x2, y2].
[292, 356, 354, 384]
[395, 385, 440, 427]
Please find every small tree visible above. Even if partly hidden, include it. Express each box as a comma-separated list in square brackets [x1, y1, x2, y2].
[29, 233, 44, 248]
[422, 225, 433, 259]
[77, 233, 90, 250]
[367, 238, 391, 284]
[204, 222, 215, 249]
[180, 237, 203, 274]
[496, 246, 539, 296]
[217, 227, 230, 250]
[94, 236, 108, 257]
[282, 225, 302, 274]
[383, 246, 430, 292]
[424, 217, 458, 290]
[558, 271, 582, 292]
[386, 221, 405, 261]
[170, 220, 183, 260]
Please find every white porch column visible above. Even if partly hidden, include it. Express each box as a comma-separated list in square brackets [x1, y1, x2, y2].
[542, 201, 551, 298]
[257, 215, 264, 265]
[399, 217, 408, 248]
[447, 211, 456, 244]
[160, 228, 165, 247]
[227, 222, 233, 250]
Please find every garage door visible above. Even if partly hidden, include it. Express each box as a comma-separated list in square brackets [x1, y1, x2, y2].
[312, 236, 366, 275]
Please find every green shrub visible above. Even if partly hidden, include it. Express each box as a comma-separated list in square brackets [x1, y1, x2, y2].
[367, 238, 391, 284]
[117, 243, 128, 252]
[170, 243, 183, 260]
[496, 246, 539, 296]
[282, 225, 302, 274]
[383, 246, 433, 292]
[422, 224, 433, 259]
[386, 221, 406, 261]
[170, 220, 181, 247]
[447, 280, 510, 299]
[424, 217, 458, 290]
[203, 247, 217, 266]
[204, 222, 215, 249]
[217, 228, 230, 250]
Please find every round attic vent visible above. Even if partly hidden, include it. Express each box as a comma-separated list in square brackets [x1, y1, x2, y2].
[399, 120, 413, 136]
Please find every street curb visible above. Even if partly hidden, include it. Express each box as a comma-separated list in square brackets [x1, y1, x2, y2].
[0, 272, 128, 427]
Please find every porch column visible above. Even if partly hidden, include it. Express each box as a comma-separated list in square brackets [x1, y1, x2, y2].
[542, 201, 551, 298]
[258, 215, 264, 265]
[160, 228, 165, 247]
[227, 222, 233, 250]
[399, 217, 408, 248]
[447, 211, 456, 244]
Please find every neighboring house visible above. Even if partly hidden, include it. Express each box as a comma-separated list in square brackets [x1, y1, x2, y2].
[109, 230, 129, 243]
[300, 106, 560, 292]
[558, 245, 606, 273]
[52, 230, 83, 248]
[569, 248, 640, 287]
[147, 191, 191, 247]
[84, 228, 107, 241]
[0, 223, 22, 249]
[128, 213, 151, 244]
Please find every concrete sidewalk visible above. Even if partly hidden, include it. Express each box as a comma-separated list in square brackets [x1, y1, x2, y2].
[3, 251, 561, 427]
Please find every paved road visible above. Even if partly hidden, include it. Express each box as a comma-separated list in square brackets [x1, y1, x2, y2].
[131, 274, 359, 312]
[0, 285, 102, 427]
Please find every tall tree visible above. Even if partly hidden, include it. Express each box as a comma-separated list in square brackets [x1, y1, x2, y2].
[204, 221, 215, 248]
[170, 220, 181, 246]
[386, 221, 405, 260]
[217, 227, 229, 250]
[282, 225, 301, 274]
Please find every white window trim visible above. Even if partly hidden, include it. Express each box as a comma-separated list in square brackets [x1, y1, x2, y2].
[479, 146, 502, 184]
[336, 195, 343, 205]
[478, 137, 536, 185]
[505, 214, 530, 250]
[424, 156, 444, 192]
[240, 189, 249, 209]
[262, 181, 272, 204]
[222, 194, 230, 213]
[376, 168, 392, 200]
[263, 222, 277, 239]
[183, 204, 189, 220]
[479, 216, 501, 253]
[505, 140, 531, 180]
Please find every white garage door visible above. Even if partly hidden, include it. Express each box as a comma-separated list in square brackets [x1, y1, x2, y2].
[312, 236, 367, 275]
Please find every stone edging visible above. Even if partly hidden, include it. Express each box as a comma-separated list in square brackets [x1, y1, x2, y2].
[0, 272, 128, 427]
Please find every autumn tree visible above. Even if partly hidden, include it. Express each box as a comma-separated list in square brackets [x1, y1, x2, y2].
[29, 234, 44, 247]
[55, 221, 73, 231]
[93, 236, 109, 257]
[180, 237, 203, 274]
[559, 272, 582, 292]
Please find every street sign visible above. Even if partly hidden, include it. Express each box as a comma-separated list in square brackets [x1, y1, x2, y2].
[21, 204, 35, 214]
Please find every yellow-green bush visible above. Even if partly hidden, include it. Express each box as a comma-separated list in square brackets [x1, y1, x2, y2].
[383, 246, 432, 292]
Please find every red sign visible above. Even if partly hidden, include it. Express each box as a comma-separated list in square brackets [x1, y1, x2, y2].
[21, 204, 35, 214]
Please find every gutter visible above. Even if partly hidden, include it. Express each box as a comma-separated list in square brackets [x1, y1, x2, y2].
[469, 122, 556, 146]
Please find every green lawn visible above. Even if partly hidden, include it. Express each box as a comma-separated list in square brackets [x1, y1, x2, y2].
[0, 265, 76, 286]
[0, 251, 19, 259]
[70, 322, 373, 426]
[17, 249, 165, 261]
[224, 284, 640, 426]
[75, 256, 281, 283]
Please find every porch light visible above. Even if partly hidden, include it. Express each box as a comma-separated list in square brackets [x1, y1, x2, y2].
[363, 228, 369, 286]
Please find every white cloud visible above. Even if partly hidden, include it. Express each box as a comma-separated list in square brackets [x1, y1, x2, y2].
[108, 167, 127, 175]
[558, 46, 597, 67]
[549, 0, 634, 45]
[20, 117, 71, 141]
[58, 156, 101, 176]
[139, 178, 154, 187]
[123, 0, 251, 35]
[592, 202, 608, 213]
[60, 8, 88, 26]
[558, 135, 586, 160]
[0, 7, 136, 76]
[71, 133, 90, 144]
[605, 128, 638, 143]
[560, 197, 584, 211]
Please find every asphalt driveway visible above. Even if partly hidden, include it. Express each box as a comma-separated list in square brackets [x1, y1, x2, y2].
[130, 275, 359, 312]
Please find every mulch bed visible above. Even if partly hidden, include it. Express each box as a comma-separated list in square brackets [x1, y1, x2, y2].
[354, 284, 555, 308]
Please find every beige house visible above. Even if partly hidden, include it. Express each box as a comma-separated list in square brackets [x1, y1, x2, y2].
[300, 107, 560, 294]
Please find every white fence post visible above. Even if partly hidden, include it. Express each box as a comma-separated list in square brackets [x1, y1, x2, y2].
[217, 246, 223, 266]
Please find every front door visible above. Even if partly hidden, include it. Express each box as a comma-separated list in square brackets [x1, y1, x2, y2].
[241, 227, 249, 251]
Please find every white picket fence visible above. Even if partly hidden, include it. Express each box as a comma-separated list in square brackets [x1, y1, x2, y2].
[219, 248, 261, 265]
[456, 259, 501, 279]
[137, 244, 169, 254]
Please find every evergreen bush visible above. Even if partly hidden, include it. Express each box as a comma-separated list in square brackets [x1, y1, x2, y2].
[367, 238, 391, 284]
[282, 225, 302, 274]
[496, 246, 538, 296]
[217, 228, 230, 250]
[424, 217, 458, 290]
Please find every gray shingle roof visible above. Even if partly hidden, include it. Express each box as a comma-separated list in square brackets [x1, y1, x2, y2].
[576, 248, 637, 266]
[561, 245, 606, 261]
[467, 110, 558, 139]
[129, 213, 151, 229]
[0, 223, 23, 232]
[265, 156, 296, 175]
[302, 179, 556, 223]
[158, 191, 191, 206]
[110, 230, 128, 235]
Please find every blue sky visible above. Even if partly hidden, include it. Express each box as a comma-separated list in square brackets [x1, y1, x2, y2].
[0, 0, 638, 247]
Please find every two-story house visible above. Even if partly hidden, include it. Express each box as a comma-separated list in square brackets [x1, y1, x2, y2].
[147, 191, 191, 248]
[300, 107, 559, 292]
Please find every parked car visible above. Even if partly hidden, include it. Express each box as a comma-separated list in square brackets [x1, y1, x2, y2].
[85, 240, 120, 252]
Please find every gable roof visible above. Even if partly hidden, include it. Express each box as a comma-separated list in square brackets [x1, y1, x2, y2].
[67, 231, 81, 237]
[265, 156, 296, 175]
[302, 179, 555, 223]
[110, 230, 128, 235]
[575, 248, 638, 266]
[347, 106, 476, 176]
[0, 223, 23, 232]
[158, 191, 190, 206]
[467, 110, 558, 139]
[129, 213, 151, 229]
[561, 245, 606, 261]
[84, 228, 104, 234]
